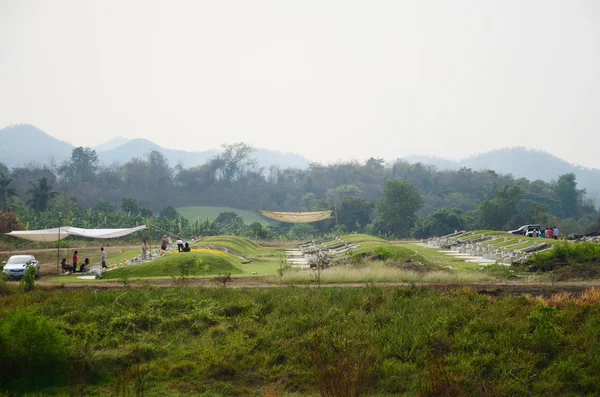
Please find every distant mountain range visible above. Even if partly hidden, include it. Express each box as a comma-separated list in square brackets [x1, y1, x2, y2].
[403, 148, 600, 202]
[1, 124, 599, 204]
[0, 124, 311, 170]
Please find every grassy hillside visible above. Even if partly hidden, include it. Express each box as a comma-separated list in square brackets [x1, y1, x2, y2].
[339, 234, 427, 263]
[340, 234, 387, 244]
[195, 236, 259, 257]
[4, 287, 600, 395]
[177, 206, 268, 224]
[102, 251, 242, 279]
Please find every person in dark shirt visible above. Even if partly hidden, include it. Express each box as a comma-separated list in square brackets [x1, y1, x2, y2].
[182, 243, 191, 252]
[60, 258, 73, 274]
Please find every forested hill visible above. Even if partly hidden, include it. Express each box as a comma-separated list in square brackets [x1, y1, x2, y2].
[4, 124, 600, 202]
[0, 124, 311, 169]
[404, 148, 600, 202]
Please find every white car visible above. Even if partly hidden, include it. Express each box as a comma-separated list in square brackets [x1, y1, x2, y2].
[1, 255, 40, 280]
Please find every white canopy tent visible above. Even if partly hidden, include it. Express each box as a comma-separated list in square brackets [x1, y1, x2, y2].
[6, 225, 148, 274]
[5, 225, 147, 242]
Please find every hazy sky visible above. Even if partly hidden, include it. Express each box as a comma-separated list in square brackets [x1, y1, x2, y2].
[1, 1, 599, 167]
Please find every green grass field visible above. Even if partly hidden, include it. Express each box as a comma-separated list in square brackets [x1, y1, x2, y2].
[4, 286, 600, 395]
[177, 206, 269, 224]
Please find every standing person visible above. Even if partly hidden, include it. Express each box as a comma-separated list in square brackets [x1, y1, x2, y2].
[101, 247, 108, 269]
[72, 251, 79, 272]
[161, 235, 168, 251]
[540, 228, 546, 238]
[176, 238, 184, 252]
[547, 228, 553, 239]
[141, 240, 148, 260]
[553, 226, 559, 240]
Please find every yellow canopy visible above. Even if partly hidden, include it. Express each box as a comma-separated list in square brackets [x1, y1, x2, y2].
[259, 210, 332, 223]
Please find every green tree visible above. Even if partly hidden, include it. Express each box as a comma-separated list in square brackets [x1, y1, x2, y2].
[524, 202, 553, 226]
[554, 173, 584, 218]
[215, 142, 257, 183]
[26, 177, 58, 212]
[412, 208, 467, 238]
[375, 180, 423, 237]
[214, 212, 244, 234]
[338, 196, 373, 232]
[326, 184, 363, 205]
[477, 185, 524, 230]
[121, 197, 140, 215]
[0, 173, 18, 210]
[247, 221, 268, 239]
[59, 147, 99, 181]
[159, 205, 179, 220]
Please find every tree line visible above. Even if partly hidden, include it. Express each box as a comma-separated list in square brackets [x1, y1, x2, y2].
[0, 143, 598, 239]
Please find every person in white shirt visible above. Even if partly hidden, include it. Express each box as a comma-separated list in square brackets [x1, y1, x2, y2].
[176, 238, 184, 252]
[553, 227, 559, 240]
[101, 247, 108, 269]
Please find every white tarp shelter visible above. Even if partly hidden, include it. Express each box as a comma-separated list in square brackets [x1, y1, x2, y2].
[5, 225, 147, 242]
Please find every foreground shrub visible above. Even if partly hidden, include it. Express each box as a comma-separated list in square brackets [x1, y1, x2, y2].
[0, 309, 71, 389]
[526, 243, 600, 272]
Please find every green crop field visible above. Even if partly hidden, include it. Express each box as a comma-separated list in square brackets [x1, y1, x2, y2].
[177, 206, 270, 224]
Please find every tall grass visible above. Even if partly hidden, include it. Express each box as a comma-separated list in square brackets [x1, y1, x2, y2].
[280, 262, 494, 284]
[3, 287, 600, 395]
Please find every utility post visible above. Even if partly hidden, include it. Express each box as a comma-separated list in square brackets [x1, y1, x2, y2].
[147, 202, 152, 254]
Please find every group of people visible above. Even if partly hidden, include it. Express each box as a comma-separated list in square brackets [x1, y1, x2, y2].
[140, 236, 191, 260]
[60, 247, 109, 274]
[160, 235, 191, 252]
[60, 236, 194, 275]
[540, 226, 560, 239]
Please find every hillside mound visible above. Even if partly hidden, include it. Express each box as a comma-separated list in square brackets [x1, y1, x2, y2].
[195, 236, 259, 258]
[102, 251, 242, 279]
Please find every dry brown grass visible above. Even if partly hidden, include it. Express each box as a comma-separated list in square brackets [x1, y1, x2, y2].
[577, 287, 600, 307]
[535, 287, 600, 309]
[281, 261, 494, 284]
[262, 384, 285, 397]
[544, 291, 574, 309]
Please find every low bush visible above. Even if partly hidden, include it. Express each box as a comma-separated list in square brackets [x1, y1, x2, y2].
[526, 243, 600, 272]
[0, 309, 72, 389]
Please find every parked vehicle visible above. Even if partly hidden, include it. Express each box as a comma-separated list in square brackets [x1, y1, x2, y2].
[1, 255, 39, 280]
[508, 225, 541, 236]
